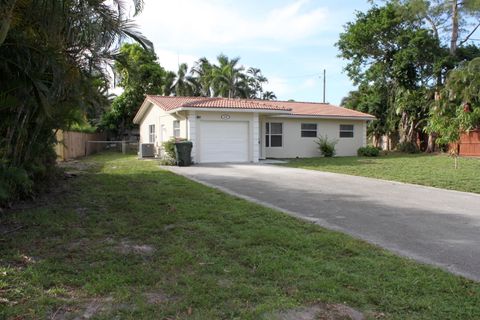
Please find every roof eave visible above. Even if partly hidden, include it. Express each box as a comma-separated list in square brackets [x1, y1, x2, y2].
[132, 98, 154, 124]
[270, 114, 376, 121]
[168, 107, 292, 114]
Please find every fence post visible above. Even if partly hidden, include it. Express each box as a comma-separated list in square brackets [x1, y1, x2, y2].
[122, 140, 127, 154]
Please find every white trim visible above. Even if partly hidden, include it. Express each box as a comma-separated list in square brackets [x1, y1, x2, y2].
[252, 113, 259, 163]
[168, 107, 291, 114]
[187, 111, 196, 162]
[270, 114, 375, 121]
[133, 101, 154, 124]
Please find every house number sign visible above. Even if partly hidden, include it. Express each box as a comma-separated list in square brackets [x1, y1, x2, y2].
[221, 114, 231, 120]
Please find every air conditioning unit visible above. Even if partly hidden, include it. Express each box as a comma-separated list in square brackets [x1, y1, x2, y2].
[139, 143, 155, 158]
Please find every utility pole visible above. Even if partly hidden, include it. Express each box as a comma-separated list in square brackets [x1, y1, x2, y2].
[323, 69, 326, 103]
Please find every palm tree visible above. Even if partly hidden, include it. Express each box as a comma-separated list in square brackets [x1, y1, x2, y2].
[247, 67, 268, 99]
[0, 0, 151, 175]
[191, 57, 214, 97]
[212, 54, 245, 98]
[262, 91, 277, 100]
[171, 63, 196, 96]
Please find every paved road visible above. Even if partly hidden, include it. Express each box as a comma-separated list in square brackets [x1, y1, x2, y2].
[168, 164, 480, 281]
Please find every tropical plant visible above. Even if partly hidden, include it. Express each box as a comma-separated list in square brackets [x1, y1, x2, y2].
[101, 43, 170, 136]
[172, 63, 197, 96]
[212, 54, 247, 98]
[0, 0, 150, 205]
[316, 135, 338, 157]
[428, 57, 480, 146]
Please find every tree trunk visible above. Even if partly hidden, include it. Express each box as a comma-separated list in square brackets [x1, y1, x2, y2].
[450, 0, 459, 55]
[426, 133, 436, 153]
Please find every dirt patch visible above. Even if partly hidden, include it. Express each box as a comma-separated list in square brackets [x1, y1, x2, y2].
[217, 278, 234, 288]
[50, 296, 133, 320]
[66, 237, 155, 256]
[265, 303, 364, 320]
[57, 160, 96, 173]
[144, 290, 175, 305]
[115, 240, 155, 256]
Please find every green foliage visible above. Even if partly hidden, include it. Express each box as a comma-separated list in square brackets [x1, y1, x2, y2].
[184, 55, 275, 99]
[101, 44, 168, 135]
[357, 146, 380, 157]
[161, 137, 187, 161]
[70, 123, 98, 133]
[397, 141, 420, 153]
[162, 138, 178, 160]
[0, 164, 32, 205]
[337, 2, 444, 145]
[316, 135, 338, 157]
[0, 0, 150, 204]
[428, 57, 480, 145]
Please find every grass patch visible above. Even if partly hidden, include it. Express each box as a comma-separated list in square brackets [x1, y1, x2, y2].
[283, 153, 480, 194]
[1, 153, 480, 319]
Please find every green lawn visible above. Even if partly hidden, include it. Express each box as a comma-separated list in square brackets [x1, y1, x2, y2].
[1, 153, 480, 319]
[283, 153, 480, 194]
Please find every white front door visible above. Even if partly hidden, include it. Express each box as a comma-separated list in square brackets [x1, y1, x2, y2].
[199, 121, 249, 163]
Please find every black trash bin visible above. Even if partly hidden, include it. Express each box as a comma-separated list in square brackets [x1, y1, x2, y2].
[174, 141, 193, 166]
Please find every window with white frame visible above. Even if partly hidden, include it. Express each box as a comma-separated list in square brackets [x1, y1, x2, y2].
[339, 124, 354, 138]
[301, 123, 317, 137]
[173, 120, 180, 138]
[148, 124, 156, 143]
[265, 122, 283, 147]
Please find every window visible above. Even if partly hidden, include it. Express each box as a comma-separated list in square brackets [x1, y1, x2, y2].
[265, 122, 283, 147]
[339, 124, 354, 138]
[173, 120, 180, 138]
[148, 124, 156, 143]
[301, 123, 317, 137]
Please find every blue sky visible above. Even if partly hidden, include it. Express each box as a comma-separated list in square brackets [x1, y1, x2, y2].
[132, 0, 373, 105]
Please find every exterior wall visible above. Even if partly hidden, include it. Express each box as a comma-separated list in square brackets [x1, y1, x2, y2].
[194, 111, 258, 163]
[139, 103, 187, 156]
[262, 117, 367, 158]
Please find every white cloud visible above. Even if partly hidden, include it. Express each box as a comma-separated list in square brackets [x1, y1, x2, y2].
[264, 76, 294, 98]
[154, 49, 197, 72]
[301, 78, 317, 89]
[133, 0, 331, 49]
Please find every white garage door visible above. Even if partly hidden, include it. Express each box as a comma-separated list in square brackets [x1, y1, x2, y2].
[199, 121, 249, 163]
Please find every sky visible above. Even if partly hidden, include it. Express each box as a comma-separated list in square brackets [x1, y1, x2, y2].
[130, 0, 373, 105]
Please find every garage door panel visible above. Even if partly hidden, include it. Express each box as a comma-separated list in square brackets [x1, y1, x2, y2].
[200, 121, 249, 163]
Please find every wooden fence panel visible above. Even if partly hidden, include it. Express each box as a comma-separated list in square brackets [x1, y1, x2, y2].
[55, 130, 107, 161]
[458, 130, 480, 156]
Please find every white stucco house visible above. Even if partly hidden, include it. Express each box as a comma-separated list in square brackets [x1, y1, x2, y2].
[133, 96, 375, 163]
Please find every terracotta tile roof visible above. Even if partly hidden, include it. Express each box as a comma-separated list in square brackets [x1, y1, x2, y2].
[144, 95, 375, 119]
[146, 95, 290, 111]
[249, 99, 376, 119]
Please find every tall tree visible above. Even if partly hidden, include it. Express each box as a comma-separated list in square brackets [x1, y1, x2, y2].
[337, 2, 443, 147]
[428, 57, 480, 146]
[0, 0, 150, 203]
[397, 0, 480, 150]
[171, 63, 196, 96]
[101, 43, 168, 135]
[191, 57, 214, 97]
[212, 54, 246, 98]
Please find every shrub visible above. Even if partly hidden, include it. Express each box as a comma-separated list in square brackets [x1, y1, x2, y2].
[161, 137, 187, 164]
[0, 164, 33, 206]
[316, 135, 338, 157]
[357, 146, 380, 157]
[397, 141, 419, 154]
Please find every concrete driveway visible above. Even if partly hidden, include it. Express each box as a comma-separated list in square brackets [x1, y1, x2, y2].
[167, 163, 480, 282]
